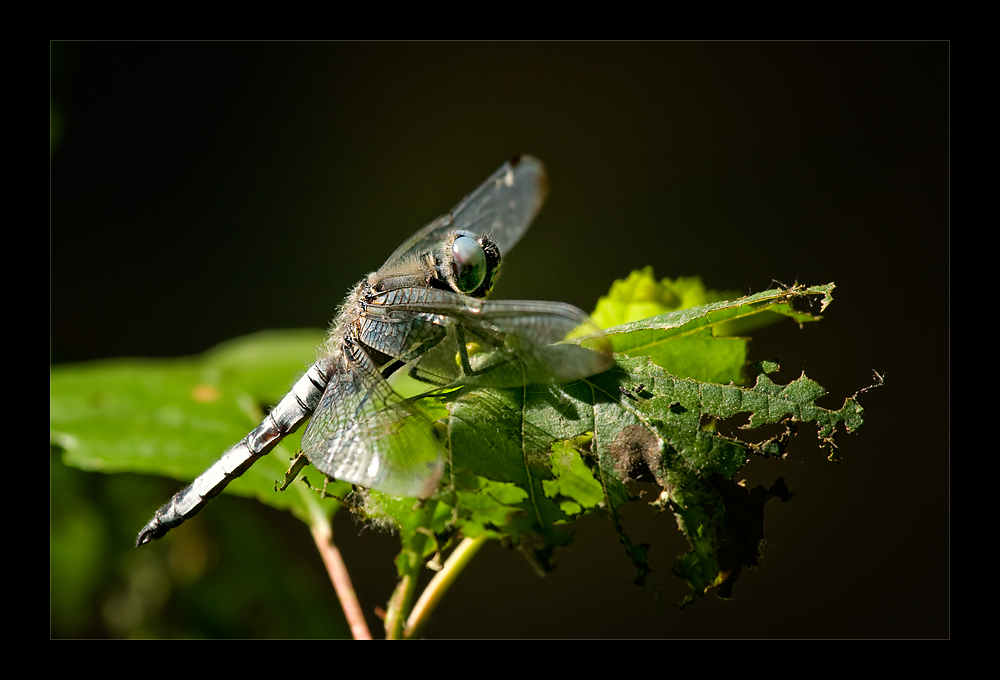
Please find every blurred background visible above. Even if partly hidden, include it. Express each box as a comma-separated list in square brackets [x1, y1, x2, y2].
[51, 42, 948, 638]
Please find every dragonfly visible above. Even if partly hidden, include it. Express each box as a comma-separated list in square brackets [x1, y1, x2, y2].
[136, 155, 613, 546]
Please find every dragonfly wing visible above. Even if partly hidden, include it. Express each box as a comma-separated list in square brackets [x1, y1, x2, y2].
[381, 155, 548, 269]
[300, 340, 444, 499]
[461, 299, 614, 386]
[367, 287, 614, 388]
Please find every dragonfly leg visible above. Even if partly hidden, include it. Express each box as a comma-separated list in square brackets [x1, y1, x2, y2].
[277, 452, 311, 492]
[454, 324, 517, 379]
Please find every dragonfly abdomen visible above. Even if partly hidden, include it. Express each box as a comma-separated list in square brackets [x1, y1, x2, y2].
[135, 357, 336, 545]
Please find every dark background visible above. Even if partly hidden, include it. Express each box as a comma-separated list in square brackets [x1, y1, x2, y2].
[51, 42, 948, 638]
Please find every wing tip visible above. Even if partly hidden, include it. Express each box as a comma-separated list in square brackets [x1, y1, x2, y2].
[509, 153, 549, 209]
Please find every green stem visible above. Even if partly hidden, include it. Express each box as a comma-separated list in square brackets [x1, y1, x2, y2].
[404, 535, 489, 639]
[383, 499, 438, 639]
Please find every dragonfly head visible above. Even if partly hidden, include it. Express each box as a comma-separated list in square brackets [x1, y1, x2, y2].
[441, 230, 502, 299]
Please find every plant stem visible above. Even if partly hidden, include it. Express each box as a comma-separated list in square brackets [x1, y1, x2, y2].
[404, 535, 489, 639]
[382, 499, 439, 639]
[309, 506, 372, 640]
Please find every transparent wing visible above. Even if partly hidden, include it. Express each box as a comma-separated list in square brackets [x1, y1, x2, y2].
[364, 286, 614, 389]
[299, 339, 444, 499]
[380, 155, 548, 269]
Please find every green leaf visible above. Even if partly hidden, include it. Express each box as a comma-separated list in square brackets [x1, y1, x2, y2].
[591, 266, 742, 327]
[543, 438, 605, 516]
[372, 277, 863, 602]
[594, 269, 832, 384]
[50, 329, 346, 527]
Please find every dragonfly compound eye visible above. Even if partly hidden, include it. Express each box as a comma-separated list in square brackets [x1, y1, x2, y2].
[450, 235, 488, 293]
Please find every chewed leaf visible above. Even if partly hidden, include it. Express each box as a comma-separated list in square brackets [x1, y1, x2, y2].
[376, 278, 874, 605]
